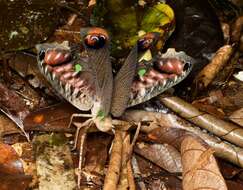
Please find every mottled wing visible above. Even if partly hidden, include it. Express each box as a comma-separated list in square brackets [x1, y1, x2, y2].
[111, 45, 138, 117]
[36, 42, 95, 111]
[128, 48, 194, 107]
[85, 45, 113, 116]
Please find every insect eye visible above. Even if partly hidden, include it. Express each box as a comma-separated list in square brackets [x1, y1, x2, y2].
[84, 34, 107, 49]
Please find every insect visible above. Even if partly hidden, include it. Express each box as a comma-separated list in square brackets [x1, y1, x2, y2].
[36, 27, 194, 142]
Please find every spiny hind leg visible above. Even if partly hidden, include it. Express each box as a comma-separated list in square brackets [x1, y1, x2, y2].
[71, 118, 93, 150]
[76, 125, 89, 188]
[68, 113, 93, 129]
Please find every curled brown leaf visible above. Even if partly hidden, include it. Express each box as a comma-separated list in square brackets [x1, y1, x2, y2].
[159, 96, 243, 148]
[231, 16, 243, 43]
[181, 135, 227, 190]
[193, 45, 233, 90]
[135, 142, 182, 173]
[123, 109, 243, 168]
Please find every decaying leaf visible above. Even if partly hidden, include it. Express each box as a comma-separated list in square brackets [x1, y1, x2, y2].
[0, 82, 29, 139]
[23, 103, 77, 133]
[0, 142, 24, 175]
[231, 16, 243, 43]
[193, 45, 233, 90]
[159, 95, 243, 148]
[229, 108, 243, 127]
[123, 110, 243, 168]
[0, 114, 20, 137]
[11, 142, 38, 188]
[131, 156, 147, 190]
[0, 142, 31, 190]
[181, 136, 227, 190]
[135, 142, 182, 173]
[81, 133, 112, 188]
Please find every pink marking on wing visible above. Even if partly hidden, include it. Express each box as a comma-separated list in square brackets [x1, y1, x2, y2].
[54, 52, 63, 61]
[54, 66, 65, 73]
[62, 72, 73, 79]
[156, 58, 184, 75]
[132, 81, 146, 91]
[45, 52, 52, 64]
[63, 63, 73, 71]
[74, 80, 85, 88]
[143, 76, 155, 84]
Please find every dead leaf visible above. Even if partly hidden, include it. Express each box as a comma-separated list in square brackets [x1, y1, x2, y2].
[135, 142, 182, 173]
[0, 142, 31, 190]
[181, 136, 227, 190]
[193, 45, 233, 90]
[229, 108, 243, 127]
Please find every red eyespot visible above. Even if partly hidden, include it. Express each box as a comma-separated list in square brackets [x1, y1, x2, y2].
[84, 34, 107, 49]
[83, 27, 109, 49]
[44, 49, 71, 65]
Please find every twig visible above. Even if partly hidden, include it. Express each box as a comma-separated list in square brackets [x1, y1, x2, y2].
[103, 130, 123, 190]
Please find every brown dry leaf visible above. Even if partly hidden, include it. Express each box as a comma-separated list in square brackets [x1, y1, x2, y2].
[124, 110, 243, 168]
[8, 53, 50, 89]
[226, 180, 243, 190]
[0, 142, 31, 190]
[193, 45, 233, 90]
[0, 114, 20, 136]
[0, 142, 24, 174]
[23, 103, 77, 133]
[181, 136, 227, 190]
[0, 173, 31, 190]
[231, 16, 243, 43]
[159, 95, 243, 148]
[192, 99, 225, 119]
[34, 134, 77, 190]
[81, 133, 112, 188]
[229, 108, 243, 127]
[132, 154, 182, 190]
[0, 82, 29, 119]
[0, 82, 29, 139]
[131, 156, 147, 190]
[135, 142, 182, 173]
[11, 142, 38, 188]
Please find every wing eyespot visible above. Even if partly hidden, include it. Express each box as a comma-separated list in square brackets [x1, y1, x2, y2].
[84, 34, 107, 49]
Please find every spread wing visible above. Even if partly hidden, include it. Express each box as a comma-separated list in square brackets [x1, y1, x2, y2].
[111, 45, 138, 117]
[36, 42, 95, 111]
[84, 43, 113, 116]
[128, 48, 194, 107]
